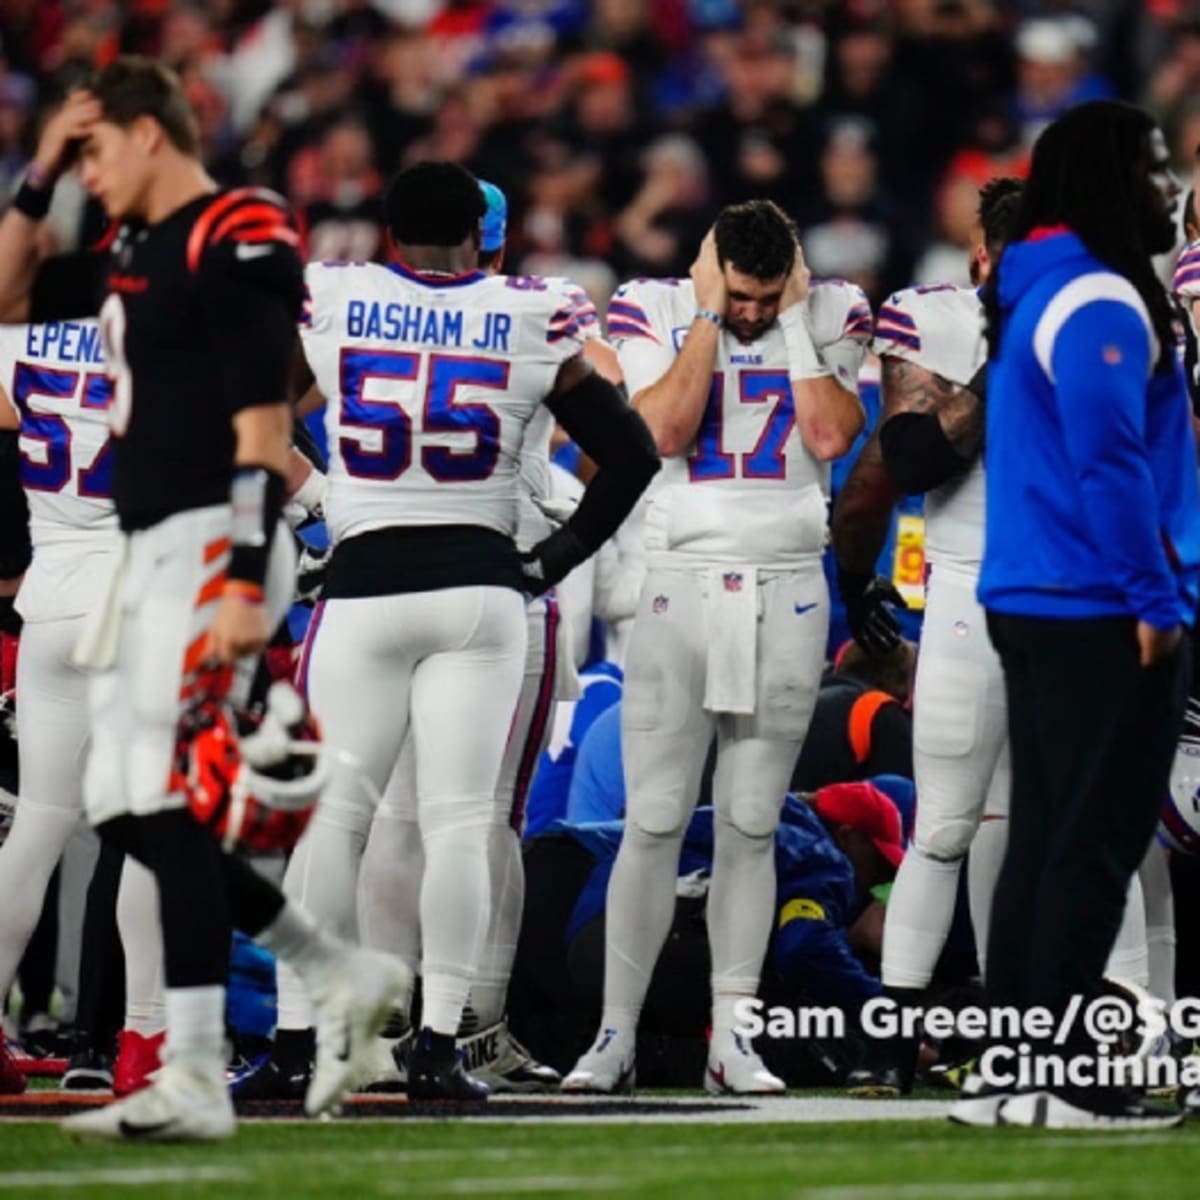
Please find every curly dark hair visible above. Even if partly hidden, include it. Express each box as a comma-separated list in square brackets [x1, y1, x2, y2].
[982, 102, 1176, 372]
[713, 200, 797, 282]
[383, 161, 487, 248]
[978, 176, 1023, 261]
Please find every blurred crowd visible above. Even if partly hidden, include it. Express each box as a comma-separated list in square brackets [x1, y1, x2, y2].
[1, 0, 1198, 307]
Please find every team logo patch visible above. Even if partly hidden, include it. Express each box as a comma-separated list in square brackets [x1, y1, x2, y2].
[1102, 344, 1123, 365]
[652, 595, 670, 614]
[954, 620, 969, 637]
[723, 573, 743, 593]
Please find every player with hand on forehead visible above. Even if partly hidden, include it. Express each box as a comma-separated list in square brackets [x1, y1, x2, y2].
[0, 58, 413, 1141]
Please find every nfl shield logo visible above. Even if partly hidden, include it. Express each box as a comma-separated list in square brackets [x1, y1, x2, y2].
[652, 595, 669, 614]
[723, 573, 743, 593]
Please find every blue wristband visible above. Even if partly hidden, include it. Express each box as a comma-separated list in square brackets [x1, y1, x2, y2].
[695, 309, 722, 327]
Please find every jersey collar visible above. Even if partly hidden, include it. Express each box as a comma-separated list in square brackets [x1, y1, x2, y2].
[387, 260, 486, 288]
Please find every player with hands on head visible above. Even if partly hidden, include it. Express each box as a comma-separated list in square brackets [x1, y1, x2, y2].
[564, 200, 870, 1096]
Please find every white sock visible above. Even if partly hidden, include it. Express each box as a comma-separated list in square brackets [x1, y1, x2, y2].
[358, 809, 423, 977]
[117, 857, 165, 1036]
[882, 845, 962, 988]
[1106, 874, 1149, 988]
[708, 817, 774, 1001]
[468, 823, 524, 1029]
[0, 799, 79, 998]
[275, 815, 367, 1029]
[1140, 843, 1176, 1002]
[165, 985, 225, 1080]
[419, 798, 492, 1036]
[966, 817, 1008, 978]
[599, 825, 683, 1034]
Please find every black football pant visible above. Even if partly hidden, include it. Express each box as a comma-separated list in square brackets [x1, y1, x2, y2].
[985, 612, 1188, 1034]
[95, 810, 284, 990]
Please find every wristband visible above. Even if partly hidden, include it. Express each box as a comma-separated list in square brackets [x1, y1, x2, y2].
[778, 306, 829, 379]
[12, 179, 52, 221]
[695, 309, 722, 327]
[228, 464, 285, 588]
[290, 466, 328, 515]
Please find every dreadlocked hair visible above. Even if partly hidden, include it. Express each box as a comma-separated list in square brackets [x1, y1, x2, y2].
[978, 176, 1024, 262]
[982, 101, 1176, 373]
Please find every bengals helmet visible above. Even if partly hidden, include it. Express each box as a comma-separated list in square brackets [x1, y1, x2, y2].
[176, 678, 329, 854]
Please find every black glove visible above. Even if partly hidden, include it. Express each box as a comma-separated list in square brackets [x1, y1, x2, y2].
[520, 527, 588, 597]
[838, 566, 907, 656]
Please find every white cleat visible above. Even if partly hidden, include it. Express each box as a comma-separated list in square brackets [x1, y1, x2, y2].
[998, 1090, 1184, 1131]
[705, 1033, 786, 1096]
[948, 1072, 1011, 1127]
[463, 1022, 561, 1094]
[561, 1028, 635, 1094]
[62, 1057, 234, 1143]
[306, 949, 413, 1116]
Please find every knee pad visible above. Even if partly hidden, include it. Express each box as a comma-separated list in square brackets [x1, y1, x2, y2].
[913, 816, 975, 862]
[714, 809, 774, 854]
[627, 789, 691, 839]
[313, 789, 376, 839]
[725, 790, 784, 840]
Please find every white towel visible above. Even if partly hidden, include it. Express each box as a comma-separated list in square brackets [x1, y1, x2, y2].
[702, 566, 758, 715]
[71, 537, 129, 673]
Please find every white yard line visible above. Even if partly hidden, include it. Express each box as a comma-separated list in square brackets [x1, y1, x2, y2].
[799, 1184, 1082, 1200]
[383, 1177, 624, 1195]
[0, 1167, 248, 1189]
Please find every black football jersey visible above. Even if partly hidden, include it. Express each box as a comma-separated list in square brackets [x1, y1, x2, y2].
[29, 188, 305, 532]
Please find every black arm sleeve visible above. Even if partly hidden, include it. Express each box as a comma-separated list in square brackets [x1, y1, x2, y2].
[28, 252, 106, 324]
[0, 429, 31, 578]
[878, 410, 969, 495]
[543, 368, 660, 555]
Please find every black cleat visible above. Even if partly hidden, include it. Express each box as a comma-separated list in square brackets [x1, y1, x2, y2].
[407, 1029, 489, 1103]
[233, 1029, 314, 1102]
[62, 1045, 115, 1092]
[845, 1063, 906, 1099]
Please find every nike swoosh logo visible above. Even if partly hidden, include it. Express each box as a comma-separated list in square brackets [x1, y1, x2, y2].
[793, 603, 818, 615]
[235, 243, 275, 261]
[118, 1118, 179, 1139]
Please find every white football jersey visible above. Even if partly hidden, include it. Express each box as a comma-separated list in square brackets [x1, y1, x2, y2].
[608, 277, 872, 568]
[1174, 240, 1200, 383]
[872, 284, 986, 573]
[0, 321, 116, 547]
[0, 320, 118, 622]
[301, 262, 592, 546]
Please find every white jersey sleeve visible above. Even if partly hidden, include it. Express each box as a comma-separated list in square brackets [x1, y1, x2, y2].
[301, 262, 591, 546]
[871, 284, 985, 386]
[607, 278, 683, 397]
[0, 320, 119, 622]
[804, 280, 873, 392]
[872, 284, 988, 574]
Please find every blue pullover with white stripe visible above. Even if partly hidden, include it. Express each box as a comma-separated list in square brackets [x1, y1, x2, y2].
[977, 230, 1200, 630]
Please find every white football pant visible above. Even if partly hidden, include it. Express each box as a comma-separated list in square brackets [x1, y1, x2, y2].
[278, 585, 526, 1036]
[600, 564, 826, 1040]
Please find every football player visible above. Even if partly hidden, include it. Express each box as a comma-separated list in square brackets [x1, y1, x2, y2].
[0, 60, 411, 1140]
[271, 161, 658, 1100]
[563, 200, 870, 1094]
[350, 180, 627, 1094]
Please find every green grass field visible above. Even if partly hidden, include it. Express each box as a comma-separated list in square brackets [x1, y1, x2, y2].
[1, 1112, 1199, 1200]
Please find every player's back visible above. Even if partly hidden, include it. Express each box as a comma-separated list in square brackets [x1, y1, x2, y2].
[0, 320, 115, 546]
[873, 284, 986, 573]
[609, 276, 872, 568]
[303, 262, 590, 546]
[0, 320, 117, 622]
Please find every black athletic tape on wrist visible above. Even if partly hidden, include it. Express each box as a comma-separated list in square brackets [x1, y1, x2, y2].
[228, 465, 285, 589]
[12, 180, 52, 221]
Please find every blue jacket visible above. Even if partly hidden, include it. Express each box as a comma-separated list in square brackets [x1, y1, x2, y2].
[978, 231, 1200, 629]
